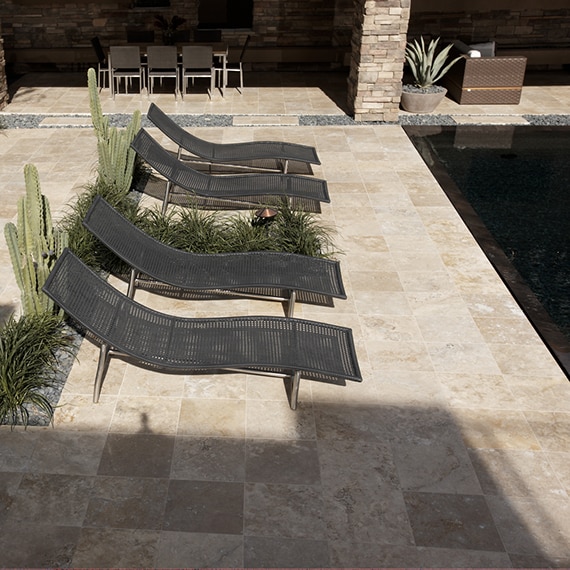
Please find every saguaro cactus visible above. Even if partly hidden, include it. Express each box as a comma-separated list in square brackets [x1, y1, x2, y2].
[88, 67, 141, 195]
[4, 164, 68, 316]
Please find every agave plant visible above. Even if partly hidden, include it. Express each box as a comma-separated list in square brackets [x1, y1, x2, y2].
[405, 36, 461, 89]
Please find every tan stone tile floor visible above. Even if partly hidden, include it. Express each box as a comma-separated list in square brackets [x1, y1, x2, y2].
[1, 69, 570, 567]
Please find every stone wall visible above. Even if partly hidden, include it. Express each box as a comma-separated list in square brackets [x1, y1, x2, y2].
[407, 8, 570, 50]
[1, 0, 352, 52]
[348, 0, 409, 122]
[1, 1, 199, 51]
[0, 38, 7, 110]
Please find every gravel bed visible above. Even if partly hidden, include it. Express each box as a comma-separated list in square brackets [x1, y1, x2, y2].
[3, 112, 570, 129]
[523, 114, 570, 126]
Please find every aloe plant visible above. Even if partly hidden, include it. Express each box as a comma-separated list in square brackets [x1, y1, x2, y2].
[405, 37, 461, 89]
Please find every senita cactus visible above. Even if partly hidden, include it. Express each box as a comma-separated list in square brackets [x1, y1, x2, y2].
[88, 67, 141, 195]
[4, 164, 68, 316]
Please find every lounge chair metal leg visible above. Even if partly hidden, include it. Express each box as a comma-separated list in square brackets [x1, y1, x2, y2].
[93, 343, 110, 403]
[162, 180, 172, 215]
[127, 269, 139, 299]
[288, 371, 301, 410]
[287, 289, 296, 317]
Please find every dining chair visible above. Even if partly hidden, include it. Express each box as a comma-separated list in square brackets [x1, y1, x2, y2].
[181, 46, 215, 99]
[146, 46, 179, 99]
[109, 46, 145, 99]
[216, 34, 250, 93]
[91, 36, 108, 89]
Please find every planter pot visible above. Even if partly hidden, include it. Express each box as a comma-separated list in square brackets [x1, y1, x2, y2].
[400, 87, 447, 113]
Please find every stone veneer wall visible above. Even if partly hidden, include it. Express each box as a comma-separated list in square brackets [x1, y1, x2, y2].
[347, 0, 410, 123]
[0, 38, 7, 110]
[1, 0, 352, 52]
[407, 8, 570, 50]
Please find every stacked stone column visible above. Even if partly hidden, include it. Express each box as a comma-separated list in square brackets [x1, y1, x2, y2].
[348, 0, 410, 122]
[0, 37, 7, 111]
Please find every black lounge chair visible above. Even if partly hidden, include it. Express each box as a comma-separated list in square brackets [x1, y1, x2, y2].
[43, 249, 362, 409]
[146, 102, 320, 173]
[131, 128, 330, 213]
[83, 196, 346, 317]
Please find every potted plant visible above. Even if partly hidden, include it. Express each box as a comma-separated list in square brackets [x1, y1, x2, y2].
[401, 36, 461, 113]
[154, 14, 186, 45]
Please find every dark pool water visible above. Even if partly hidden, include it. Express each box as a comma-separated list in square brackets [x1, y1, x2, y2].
[404, 125, 570, 374]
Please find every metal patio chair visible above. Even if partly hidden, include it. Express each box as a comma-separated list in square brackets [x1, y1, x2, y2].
[146, 45, 179, 99]
[109, 45, 145, 98]
[43, 249, 362, 409]
[180, 45, 215, 99]
[216, 34, 250, 93]
[91, 36, 108, 89]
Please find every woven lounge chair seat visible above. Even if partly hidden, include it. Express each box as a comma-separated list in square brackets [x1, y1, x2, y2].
[83, 196, 346, 316]
[147, 102, 320, 173]
[43, 249, 362, 409]
[131, 128, 329, 213]
[442, 46, 527, 105]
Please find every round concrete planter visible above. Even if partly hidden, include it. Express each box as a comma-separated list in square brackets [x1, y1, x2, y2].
[400, 87, 447, 113]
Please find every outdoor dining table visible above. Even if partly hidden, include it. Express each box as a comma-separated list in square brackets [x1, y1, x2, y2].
[108, 42, 228, 98]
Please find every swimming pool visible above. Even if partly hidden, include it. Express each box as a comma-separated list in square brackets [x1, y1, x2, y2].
[404, 125, 570, 377]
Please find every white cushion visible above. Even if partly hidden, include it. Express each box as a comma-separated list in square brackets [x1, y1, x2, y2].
[469, 41, 496, 57]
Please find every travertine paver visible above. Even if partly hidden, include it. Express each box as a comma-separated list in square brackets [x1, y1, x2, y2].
[0, 71, 569, 568]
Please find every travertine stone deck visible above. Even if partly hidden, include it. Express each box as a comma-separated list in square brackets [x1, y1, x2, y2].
[1, 70, 569, 568]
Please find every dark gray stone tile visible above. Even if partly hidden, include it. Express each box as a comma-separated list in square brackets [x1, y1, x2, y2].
[4, 473, 94, 526]
[171, 436, 245, 481]
[71, 527, 160, 568]
[487, 495, 570, 559]
[84, 476, 169, 530]
[313, 403, 392, 441]
[97, 433, 175, 478]
[318, 438, 400, 489]
[403, 491, 505, 551]
[244, 482, 327, 540]
[245, 439, 321, 485]
[28, 431, 107, 475]
[0, 522, 80, 567]
[392, 435, 482, 494]
[0, 428, 39, 471]
[156, 531, 243, 567]
[163, 480, 244, 534]
[244, 535, 329, 567]
[323, 484, 413, 545]
[510, 552, 570, 568]
[332, 542, 513, 566]
[0, 471, 22, 516]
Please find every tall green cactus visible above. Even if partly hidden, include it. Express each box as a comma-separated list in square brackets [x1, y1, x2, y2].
[4, 164, 68, 316]
[88, 67, 141, 195]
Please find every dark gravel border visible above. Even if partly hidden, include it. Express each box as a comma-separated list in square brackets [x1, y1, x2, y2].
[3, 112, 570, 130]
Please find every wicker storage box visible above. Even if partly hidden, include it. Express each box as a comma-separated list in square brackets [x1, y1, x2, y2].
[442, 55, 527, 105]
